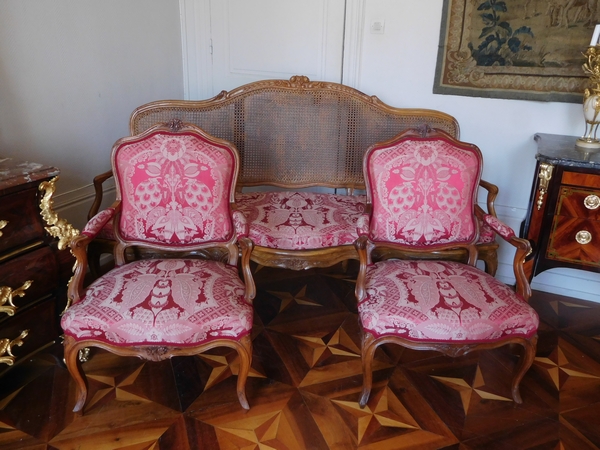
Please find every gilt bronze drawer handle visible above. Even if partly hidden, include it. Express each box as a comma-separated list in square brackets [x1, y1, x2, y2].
[0, 330, 29, 366]
[584, 194, 600, 210]
[575, 230, 592, 245]
[0, 220, 7, 237]
[0, 280, 33, 317]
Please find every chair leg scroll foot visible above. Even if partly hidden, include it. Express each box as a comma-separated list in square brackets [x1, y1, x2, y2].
[359, 332, 378, 409]
[511, 335, 538, 404]
[63, 335, 88, 414]
[235, 335, 252, 410]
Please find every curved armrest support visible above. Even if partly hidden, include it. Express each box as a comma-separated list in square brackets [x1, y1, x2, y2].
[479, 179, 499, 218]
[67, 234, 93, 307]
[354, 235, 375, 304]
[82, 207, 116, 239]
[88, 170, 114, 220]
[238, 236, 256, 304]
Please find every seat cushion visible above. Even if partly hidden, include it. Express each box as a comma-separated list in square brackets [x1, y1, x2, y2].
[235, 191, 366, 250]
[61, 259, 252, 346]
[358, 260, 538, 342]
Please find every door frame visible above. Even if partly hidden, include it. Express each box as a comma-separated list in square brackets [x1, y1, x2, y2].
[178, 0, 366, 99]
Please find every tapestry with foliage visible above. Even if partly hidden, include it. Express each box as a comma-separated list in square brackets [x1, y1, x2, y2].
[433, 0, 598, 102]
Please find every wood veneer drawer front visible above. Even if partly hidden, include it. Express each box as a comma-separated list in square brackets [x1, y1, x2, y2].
[0, 296, 59, 363]
[547, 216, 600, 267]
[0, 247, 59, 307]
[0, 187, 46, 254]
[555, 187, 600, 220]
[561, 171, 600, 189]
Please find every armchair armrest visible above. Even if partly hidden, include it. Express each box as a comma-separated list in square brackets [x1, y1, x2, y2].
[481, 213, 532, 301]
[82, 207, 116, 239]
[88, 170, 114, 220]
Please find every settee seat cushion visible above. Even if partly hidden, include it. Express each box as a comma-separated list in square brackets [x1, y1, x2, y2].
[358, 260, 538, 342]
[61, 259, 253, 346]
[236, 191, 366, 250]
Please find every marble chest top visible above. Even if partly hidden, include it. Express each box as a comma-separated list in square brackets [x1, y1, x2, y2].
[0, 157, 60, 193]
[534, 133, 600, 169]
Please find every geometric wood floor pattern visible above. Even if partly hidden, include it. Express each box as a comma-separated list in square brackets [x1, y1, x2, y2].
[2, 263, 600, 449]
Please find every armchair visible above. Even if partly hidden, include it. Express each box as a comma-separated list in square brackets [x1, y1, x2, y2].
[355, 127, 538, 407]
[56, 121, 256, 413]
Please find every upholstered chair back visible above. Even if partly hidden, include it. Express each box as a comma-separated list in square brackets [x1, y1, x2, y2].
[364, 129, 483, 248]
[112, 126, 239, 246]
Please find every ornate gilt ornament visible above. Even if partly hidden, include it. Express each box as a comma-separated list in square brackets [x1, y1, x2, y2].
[0, 330, 29, 366]
[78, 347, 90, 363]
[536, 163, 554, 210]
[0, 220, 7, 237]
[38, 176, 80, 251]
[0, 281, 33, 317]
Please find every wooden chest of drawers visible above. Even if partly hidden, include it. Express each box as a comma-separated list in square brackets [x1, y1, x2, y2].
[0, 158, 66, 373]
[521, 134, 600, 280]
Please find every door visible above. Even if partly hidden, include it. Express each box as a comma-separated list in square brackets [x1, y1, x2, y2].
[180, 0, 363, 99]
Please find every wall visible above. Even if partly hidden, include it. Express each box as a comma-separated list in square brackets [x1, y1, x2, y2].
[0, 0, 183, 229]
[0, 0, 597, 301]
[354, 0, 600, 302]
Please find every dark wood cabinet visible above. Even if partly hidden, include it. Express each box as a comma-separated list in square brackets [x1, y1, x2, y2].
[0, 158, 67, 374]
[521, 133, 600, 280]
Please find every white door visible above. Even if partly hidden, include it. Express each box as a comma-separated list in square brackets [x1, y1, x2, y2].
[180, 0, 364, 99]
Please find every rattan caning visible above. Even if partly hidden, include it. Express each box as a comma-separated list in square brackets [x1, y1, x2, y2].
[130, 76, 459, 191]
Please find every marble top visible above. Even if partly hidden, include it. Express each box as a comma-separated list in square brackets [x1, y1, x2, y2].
[534, 133, 600, 168]
[0, 157, 60, 192]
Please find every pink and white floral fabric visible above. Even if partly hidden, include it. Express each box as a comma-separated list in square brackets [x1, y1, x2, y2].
[358, 260, 538, 342]
[113, 132, 236, 245]
[235, 191, 366, 250]
[483, 214, 515, 240]
[61, 259, 252, 346]
[82, 208, 115, 239]
[478, 221, 496, 244]
[366, 138, 481, 247]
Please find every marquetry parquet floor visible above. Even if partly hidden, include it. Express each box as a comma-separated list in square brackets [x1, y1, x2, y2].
[2, 263, 600, 449]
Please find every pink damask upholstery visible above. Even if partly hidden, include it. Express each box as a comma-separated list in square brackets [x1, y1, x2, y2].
[62, 259, 252, 346]
[235, 191, 366, 250]
[355, 128, 537, 407]
[61, 123, 255, 413]
[358, 260, 538, 342]
[114, 132, 237, 245]
[365, 137, 481, 247]
[82, 208, 115, 239]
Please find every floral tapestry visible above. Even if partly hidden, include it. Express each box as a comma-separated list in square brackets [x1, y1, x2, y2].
[433, 0, 599, 103]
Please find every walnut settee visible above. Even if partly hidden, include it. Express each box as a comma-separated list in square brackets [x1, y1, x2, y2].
[88, 76, 499, 273]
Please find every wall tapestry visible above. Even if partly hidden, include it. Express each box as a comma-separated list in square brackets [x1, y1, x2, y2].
[434, 0, 600, 103]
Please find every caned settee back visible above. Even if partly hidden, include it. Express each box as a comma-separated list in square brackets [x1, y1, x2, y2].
[129, 76, 460, 191]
